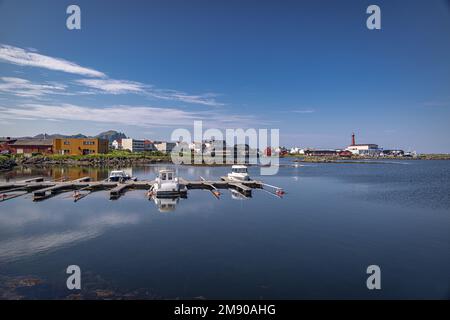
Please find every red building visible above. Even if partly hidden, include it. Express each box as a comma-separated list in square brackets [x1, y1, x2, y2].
[9, 139, 53, 155]
[0, 137, 17, 154]
[338, 150, 353, 158]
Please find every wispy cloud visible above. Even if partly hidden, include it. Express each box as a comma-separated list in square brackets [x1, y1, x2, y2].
[0, 103, 259, 128]
[0, 44, 225, 107]
[75, 79, 146, 94]
[0, 44, 105, 77]
[0, 77, 66, 98]
[75, 78, 224, 107]
[146, 89, 224, 107]
[292, 109, 315, 114]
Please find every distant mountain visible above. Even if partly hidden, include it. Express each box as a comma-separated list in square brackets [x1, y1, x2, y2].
[33, 133, 87, 139]
[95, 130, 127, 143]
[20, 130, 127, 143]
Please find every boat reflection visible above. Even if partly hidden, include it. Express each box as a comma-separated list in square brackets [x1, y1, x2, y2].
[230, 189, 250, 200]
[150, 195, 186, 212]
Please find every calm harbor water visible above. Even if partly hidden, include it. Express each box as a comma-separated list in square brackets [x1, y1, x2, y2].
[0, 159, 449, 299]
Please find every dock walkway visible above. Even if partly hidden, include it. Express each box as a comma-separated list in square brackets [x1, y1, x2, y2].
[0, 177, 275, 202]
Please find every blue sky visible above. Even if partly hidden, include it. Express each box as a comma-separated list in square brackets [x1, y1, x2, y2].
[0, 0, 449, 152]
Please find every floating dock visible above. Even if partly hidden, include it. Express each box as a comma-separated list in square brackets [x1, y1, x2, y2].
[0, 176, 282, 202]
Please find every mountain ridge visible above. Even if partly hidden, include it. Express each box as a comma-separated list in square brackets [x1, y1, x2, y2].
[16, 130, 128, 143]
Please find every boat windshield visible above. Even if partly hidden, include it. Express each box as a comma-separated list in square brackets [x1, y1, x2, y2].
[160, 172, 174, 180]
[232, 167, 247, 173]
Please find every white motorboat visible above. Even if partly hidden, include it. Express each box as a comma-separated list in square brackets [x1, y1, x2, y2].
[227, 165, 250, 181]
[149, 169, 187, 197]
[108, 170, 132, 182]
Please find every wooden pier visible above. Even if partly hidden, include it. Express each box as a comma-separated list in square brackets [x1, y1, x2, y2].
[0, 176, 281, 202]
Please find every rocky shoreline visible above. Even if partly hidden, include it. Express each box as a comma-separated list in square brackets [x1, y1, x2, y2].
[1, 154, 450, 172]
[14, 156, 171, 167]
[0, 158, 16, 171]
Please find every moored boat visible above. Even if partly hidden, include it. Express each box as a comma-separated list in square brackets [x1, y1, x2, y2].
[148, 169, 187, 197]
[227, 165, 250, 181]
[108, 170, 132, 182]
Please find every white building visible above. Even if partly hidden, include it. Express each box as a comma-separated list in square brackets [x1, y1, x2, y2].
[346, 144, 381, 156]
[189, 141, 204, 154]
[111, 139, 122, 150]
[122, 138, 145, 152]
[154, 142, 176, 153]
[345, 133, 381, 156]
[290, 147, 304, 154]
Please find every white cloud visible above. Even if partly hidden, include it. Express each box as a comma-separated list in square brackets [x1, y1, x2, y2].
[292, 109, 315, 114]
[0, 77, 66, 97]
[0, 44, 225, 106]
[75, 78, 224, 106]
[75, 79, 146, 94]
[0, 206, 141, 263]
[0, 44, 105, 77]
[146, 89, 224, 107]
[0, 103, 258, 128]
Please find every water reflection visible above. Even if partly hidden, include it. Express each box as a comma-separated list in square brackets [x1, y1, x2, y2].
[151, 196, 181, 212]
[230, 189, 250, 200]
[0, 204, 142, 263]
[1, 161, 450, 299]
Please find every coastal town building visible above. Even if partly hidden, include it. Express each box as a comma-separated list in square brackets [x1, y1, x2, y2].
[111, 139, 122, 150]
[0, 137, 17, 154]
[338, 150, 353, 157]
[345, 133, 381, 156]
[9, 139, 53, 155]
[154, 142, 176, 153]
[289, 147, 307, 155]
[189, 141, 204, 154]
[144, 140, 157, 152]
[346, 144, 380, 155]
[204, 140, 230, 157]
[381, 149, 404, 157]
[304, 149, 337, 156]
[0, 137, 17, 145]
[122, 138, 145, 152]
[53, 138, 108, 155]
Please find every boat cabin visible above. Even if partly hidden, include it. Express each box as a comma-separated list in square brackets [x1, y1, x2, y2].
[227, 165, 250, 181]
[158, 169, 176, 181]
[231, 165, 248, 174]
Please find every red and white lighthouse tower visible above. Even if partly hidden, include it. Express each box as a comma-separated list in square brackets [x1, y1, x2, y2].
[351, 132, 356, 146]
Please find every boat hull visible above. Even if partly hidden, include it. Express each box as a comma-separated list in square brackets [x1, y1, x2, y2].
[150, 183, 188, 198]
[153, 190, 187, 198]
[227, 174, 250, 181]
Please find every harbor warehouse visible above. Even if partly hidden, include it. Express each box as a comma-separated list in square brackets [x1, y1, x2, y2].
[53, 138, 109, 155]
[9, 139, 53, 155]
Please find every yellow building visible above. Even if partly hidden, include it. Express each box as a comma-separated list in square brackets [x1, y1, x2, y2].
[53, 138, 109, 155]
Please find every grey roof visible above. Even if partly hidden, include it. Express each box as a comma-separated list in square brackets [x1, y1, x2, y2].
[11, 139, 53, 146]
[0, 138, 17, 143]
